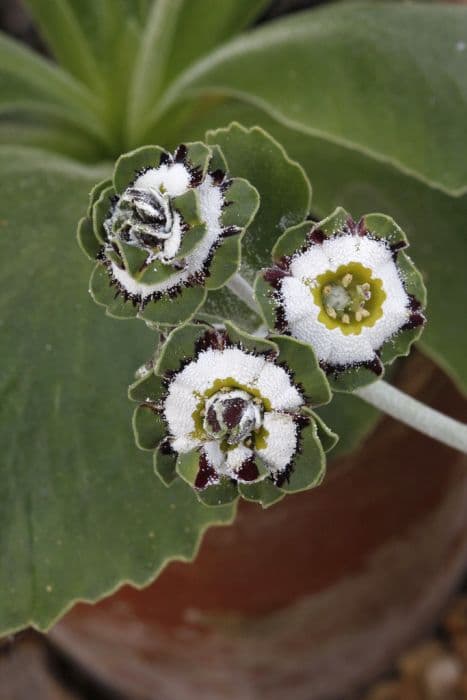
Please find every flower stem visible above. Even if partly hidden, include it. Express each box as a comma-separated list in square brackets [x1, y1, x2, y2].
[227, 273, 262, 315]
[355, 381, 467, 453]
[227, 273, 467, 454]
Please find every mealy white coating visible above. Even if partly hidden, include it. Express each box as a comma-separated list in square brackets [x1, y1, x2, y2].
[163, 346, 304, 478]
[109, 165, 224, 298]
[280, 234, 410, 366]
[256, 412, 298, 473]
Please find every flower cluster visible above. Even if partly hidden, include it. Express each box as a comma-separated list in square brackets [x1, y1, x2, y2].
[78, 142, 258, 327]
[129, 323, 336, 507]
[256, 208, 426, 391]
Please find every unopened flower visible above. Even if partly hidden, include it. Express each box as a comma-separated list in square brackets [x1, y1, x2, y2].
[256, 208, 426, 391]
[77, 143, 258, 326]
[129, 323, 336, 507]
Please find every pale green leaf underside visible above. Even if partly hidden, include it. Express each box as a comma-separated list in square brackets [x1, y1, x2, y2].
[0, 147, 234, 635]
[157, 2, 467, 196]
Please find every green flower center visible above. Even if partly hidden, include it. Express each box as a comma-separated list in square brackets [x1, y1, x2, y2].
[310, 262, 386, 336]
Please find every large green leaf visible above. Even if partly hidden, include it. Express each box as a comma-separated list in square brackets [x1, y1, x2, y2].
[155, 2, 467, 195]
[0, 147, 234, 635]
[0, 31, 104, 144]
[206, 123, 311, 279]
[125, 0, 271, 146]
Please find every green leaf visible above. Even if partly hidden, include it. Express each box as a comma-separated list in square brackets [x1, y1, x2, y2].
[153, 443, 177, 486]
[224, 321, 277, 355]
[159, 0, 271, 94]
[204, 233, 242, 290]
[92, 183, 116, 243]
[271, 221, 313, 262]
[77, 216, 100, 261]
[89, 262, 116, 308]
[280, 419, 325, 493]
[172, 188, 202, 226]
[176, 449, 201, 486]
[199, 286, 263, 332]
[156, 322, 210, 376]
[238, 477, 285, 509]
[113, 145, 166, 194]
[132, 404, 165, 451]
[24, 0, 104, 93]
[138, 284, 207, 328]
[270, 335, 331, 407]
[163, 2, 467, 195]
[362, 213, 407, 248]
[207, 123, 311, 279]
[196, 479, 239, 507]
[221, 177, 260, 230]
[0, 146, 234, 635]
[302, 408, 338, 454]
[126, 0, 185, 145]
[0, 31, 104, 144]
[128, 372, 165, 403]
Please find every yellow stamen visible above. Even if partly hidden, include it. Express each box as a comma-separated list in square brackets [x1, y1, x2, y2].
[341, 273, 353, 288]
[326, 305, 337, 319]
[342, 313, 350, 324]
[361, 308, 370, 318]
[355, 310, 363, 322]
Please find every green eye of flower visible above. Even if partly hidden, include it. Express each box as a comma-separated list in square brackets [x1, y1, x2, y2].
[310, 262, 386, 336]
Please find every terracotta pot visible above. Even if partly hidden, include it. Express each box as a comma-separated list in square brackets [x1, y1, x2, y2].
[50, 355, 467, 700]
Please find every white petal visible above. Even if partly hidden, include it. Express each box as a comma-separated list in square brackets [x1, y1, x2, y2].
[254, 361, 303, 410]
[164, 380, 197, 440]
[256, 412, 298, 474]
[173, 348, 265, 395]
[133, 163, 191, 197]
[203, 441, 225, 471]
[224, 444, 253, 477]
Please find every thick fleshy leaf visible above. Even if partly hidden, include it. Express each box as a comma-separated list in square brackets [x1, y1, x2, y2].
[77, 216, 100, 261]
[128, 372, 165, 404]
[328, 361, 384, 394]
[196, 480, 239, 507]
[153, 443, 177, 486]
[156, 322, 210, 376]
[132, 404, 165, 451]
[163, 2, 467, 195]
[224, 321, 277, 355]
[199, 286, 263, 332]
[176, 450, 201, 486]
[302, 408, 338, 454]
[113, 145, 167, 194]
[92, 183, 116, 243]
[279, 420, 325, 494]
[221, 177, 260, 230]
[207, 123, 311, 279]
[204, 233, 242, 290]
[89, 262, 117, 308]
[0, 147, 234, 635]
[238, 477, 285, 509]
[270, 335, 331, 407]
[362, 213, 407, 248]
[172, 188, 202, 227]
[271, 221, 313, 262]
[138, 284, 207, 328]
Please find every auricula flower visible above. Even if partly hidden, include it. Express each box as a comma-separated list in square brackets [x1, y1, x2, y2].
[77, 143, 258, 327]
[129, 323, 336, 507]
[255, 208, 426, 391]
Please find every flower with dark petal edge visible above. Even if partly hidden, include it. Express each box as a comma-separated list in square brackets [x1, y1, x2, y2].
[129, 323, 337, 508]
[255, 207, 426, 392]
[77, 142, 259, 327]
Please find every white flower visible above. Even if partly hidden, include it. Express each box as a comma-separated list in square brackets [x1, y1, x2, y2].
[263, 214, 426, 377]
[163, 345, 304, 486]
[105, 155, 224, 300]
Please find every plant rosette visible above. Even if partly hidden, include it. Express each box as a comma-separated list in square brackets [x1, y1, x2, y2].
[255, 207, 427, 392]
[77, 143, 259, 327]
[129, 322, 337, 508]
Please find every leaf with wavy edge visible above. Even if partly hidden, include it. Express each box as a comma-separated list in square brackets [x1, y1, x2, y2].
[0, 146, 234, 635]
